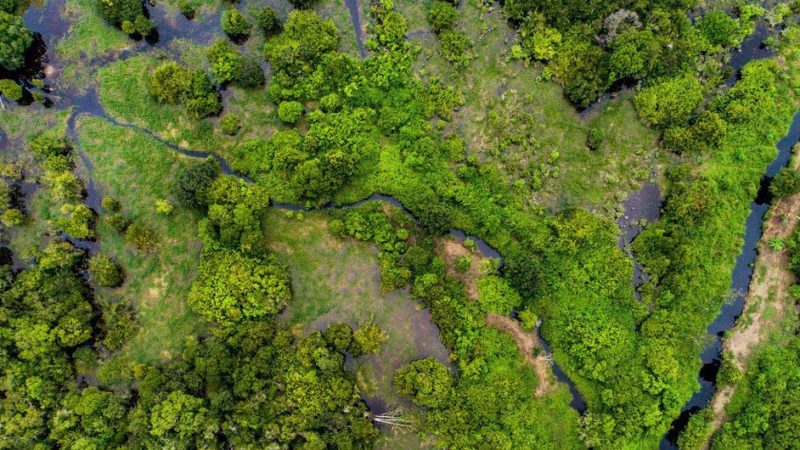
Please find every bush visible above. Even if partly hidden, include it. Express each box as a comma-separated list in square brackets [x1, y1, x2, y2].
[351, 321, 387, 356]
[438, 29, 472, 67]
[770, 167, 800, 198]
[455, 254, 471, 272]
[324, 322, 353, 351]
[278, 101, 304, 124]
[95, 0, 150, 35]
[587, 127, 604, 150]
[105, 213, 128, 232]
[55, 203, 94, 239]
[698, 11, 740, 47]
[173, 158, 219, 209]
[184, 70, 221, 119]
[220, 114, 240, 135]
[207, 39, 240, 84]
[149, 62, 190, 104]
[518, 309, 539, 331]
[234, 56, 265, 88]
[394, 357, 452, 408]
[0, 78, 22, 101]
[125, 222, 158, 251]
[29, 132, 71, 159]
[427, 1, 458, 34]
[101, 302, 136, 350]
[518, 14, 561, 61]
[254, 7, 280, 36]
[177, 0, 195, 19]
[634, 73, 703, 128]
[89, 253, 123, 287]
[101, 196, 121, 211]
[0, 208, 24, 227]
[155, 199, 173, 215]
[476, 275, 522, 314]
[221, 8, 251, 38]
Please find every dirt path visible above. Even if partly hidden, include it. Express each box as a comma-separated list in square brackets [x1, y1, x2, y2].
[485, 312, 555, 396]
[705, 154, 800, 443]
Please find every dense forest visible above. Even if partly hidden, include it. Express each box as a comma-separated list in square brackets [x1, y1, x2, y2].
[2, 0, 800, 448]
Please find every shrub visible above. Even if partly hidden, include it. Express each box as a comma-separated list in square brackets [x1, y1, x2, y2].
[221, 8, 251, 38]
[220, 114, 240, 135]
[518, 309, 539, 331]
[0, 11, 32, 70]
[476, 275, 522, 314]
[351, 321, 387, 356]
[717, 357, 743, 385]
[101, 302, 136, 350]
[254, 7, 280, 36]
[101, 196, 120, 211]
[518, 14, 561, 61]
[177, 0, 195, 19]
[587, 127, 604, 150]
[207, 39, 240, 84]
[185, 70, 221, 119]
[155, 199, 173, 215]
[105, 213, 128, 232]
[427, 1, 458, 34]
[0, 78, 22, 101]
[698, 11, 740, 47]
[278, 101, 304, 124]
[149, 62, 190, 104]
[234, 56, 265, 88]
[95, 0, 150, 35]
[173, 158, 219, 209]
[438, 29, 472, 67]
[55, 203, 94, 239]
[324, 322, 353, 351]
[46, 171, 83, 202]
[89, 253, 123, 287]
[125, 222, 158, 251]
[394, 357, 452, 408]
[29, 132, 71, 159]
[770, 167, 800, 198]
[634, 73, 703, 128]
[0, 208, 24, 227]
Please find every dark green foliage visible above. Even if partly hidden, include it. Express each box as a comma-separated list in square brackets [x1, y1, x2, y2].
[548, 34, 610, 109]
[50, 387, 128, 449]
[427, 1, 458, 34]
[288, 0, 316, 8]
[254, 7, 280, 36]
[184, 70, 222, 119]
[221, 8, 251, 38]
[234, 56, 265, 88]
[324, 322, 353, 351]
[177, 0, 195, 18]
[30, 132, 71, 159]
[201, 176, 270, 252]
[678, 409, 713, 450]
[0, 11, 32, 70]
[125, 222, 158, 251]
[95, 0, 151, 36]
[0, 0, 22, 14]
[587, 126, 604, 150]
[101, 195, 121, 211]
[394, 357, 452, 408]
[173, 158, 219, 209]
[101, 301, 136, 350]
[770, 167, 800, 198]
[105, 213, 128, 232]
[89, 253, 123, 287]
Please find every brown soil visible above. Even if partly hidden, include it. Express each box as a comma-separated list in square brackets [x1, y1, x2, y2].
[706, 155, 800, 444]
[439, 238, 487, 300]
[485, 312, 555, 396]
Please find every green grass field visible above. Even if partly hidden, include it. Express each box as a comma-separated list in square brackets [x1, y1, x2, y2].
[75, 116, 206, 364]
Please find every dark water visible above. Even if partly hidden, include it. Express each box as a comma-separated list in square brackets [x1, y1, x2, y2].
[537, 330, 587, 412]
[726, 21, 773, 87]
[345, 0, 367, 58]
[661, 109, 800, 449]
[617, 182, 662, 291]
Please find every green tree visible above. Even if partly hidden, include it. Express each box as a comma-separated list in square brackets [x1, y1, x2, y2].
[351, 321, 387, 356]
[55, 204, 94, 239]
[173, 158, 219, 209]
[634, 73, 703, 127]
[394, 357, 452, 408]
[770, 167, 800, 198]
[149, 391, 217, 445]
[0, 78, 22, 100]
[89, 253, 123, 287]
[254, 7, 281, 36]
[0, 11, 32, 70]
[427, 1, 458, 34]
[221, 8, 251, 38]
[278, 100, 304, 124]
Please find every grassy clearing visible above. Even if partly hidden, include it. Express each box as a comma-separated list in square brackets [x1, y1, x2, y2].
[75, 116, 206, 364]
[264, 208, 450, 446]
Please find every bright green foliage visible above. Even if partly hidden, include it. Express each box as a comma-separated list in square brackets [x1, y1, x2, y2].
[125, 222, 158, 251]
[476, 275, 522, 315]
[351, 321, 387, 356]
[201, 176, 270, 252]
[264, 10, 339, 85]
[518, 13, 562, 61]
[609, 30, 660, 80]
[55, 203, 94, 239]
[220, 114, 240, 135]
[438, 30, 472, 68]
[149, 391, 216, 445]
[770, 167, 800, 198]
[89, 253, 123, 287]
[394, 357, 452, 408]
[455, 254, 470, 272]
[518, 309, 539, 331]
[697, 11, 740, 47]
[548, 34, 610, 109]
[0, 11, 32, 70]
[207, 39, 240, 84]
[221, 8, 251, 38]
[148, 62, 220, 119]
[30, 132, 71, 159]
[189, 248, 290, 326]
[254, 7, 280, 36]
[277, 100, 303, 124]
[634, 73, 703, 127]
[154, 198, 173, 214]
[427, 1, 458, 34]
[1, 207, 23, 227]
[0, 78, 21, 100]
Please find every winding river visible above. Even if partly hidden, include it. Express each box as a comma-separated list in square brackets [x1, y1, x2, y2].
[6, 1, 797, 445]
